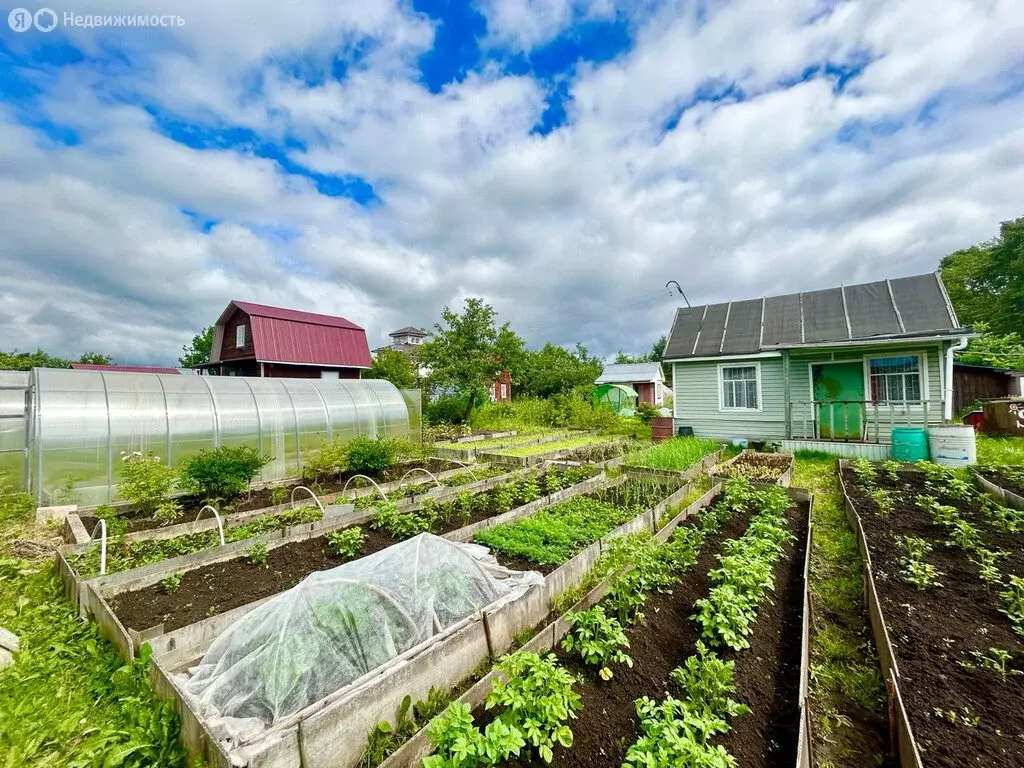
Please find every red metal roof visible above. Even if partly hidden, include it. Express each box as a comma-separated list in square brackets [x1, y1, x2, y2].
[223, 300, 373, 368]
[70, 364, 182, 374]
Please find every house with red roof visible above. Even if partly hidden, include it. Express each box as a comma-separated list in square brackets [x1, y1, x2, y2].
[196, 300, 373, 378]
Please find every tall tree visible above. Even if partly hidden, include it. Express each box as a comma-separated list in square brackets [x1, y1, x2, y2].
[0, 349, 71, 370]
[419, 298, 509, 420]
[517, 343, 603, 398]
[76, 352, 112, 365]
[179, 326, 214, 368]
[941, 217, 1024, 337]
[364, 347, 417, 389]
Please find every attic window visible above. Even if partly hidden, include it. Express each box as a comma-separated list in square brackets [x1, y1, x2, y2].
[236, 324, 246, 348]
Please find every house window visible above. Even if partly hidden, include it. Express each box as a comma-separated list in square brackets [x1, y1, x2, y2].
[869, 355, 922, 403]
[235, 324, 246, 348]
[720, 364, 760, 411]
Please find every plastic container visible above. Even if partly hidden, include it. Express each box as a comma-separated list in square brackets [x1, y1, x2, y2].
[890, 428, 929, 462]
[927, 424, 977, 467]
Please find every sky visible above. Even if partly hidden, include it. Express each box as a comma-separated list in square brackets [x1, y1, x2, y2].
[1, 0, 1022, 366]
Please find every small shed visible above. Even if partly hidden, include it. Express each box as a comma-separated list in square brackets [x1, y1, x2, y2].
[953, 363, 1024, 414]
[592, 383, 639, 414]
[490, 370, 512, 403]
[595, 363, 666, 405]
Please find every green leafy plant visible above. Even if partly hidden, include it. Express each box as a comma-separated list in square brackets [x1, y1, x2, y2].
[561, 606, 632, 680]
[301, 437, 350, 483]
[624, 437, 720, 471]
[361, 689, 451, 767]
[968, 647, 1022, 683]
[670, 642, 750, 721]
[971, 548, 1005, 585]
[269, 486, 290, 506]
[870, 488, 894, 518]
[160, 572, 182, 593]
[346, 436, 396, 474]
[425, 652, 581, 766]
[372, 499, 437, 539]
[999, 575, 1024, 635]
[882, 460, 902, 483]
[326, 527, 366, 560]
[246, 540, 269, 568]
[850, 458, 877, 487]
[898, 536, 943, 590]
[117, 451, 177, 518]
[179, 445, 270, 502]
[624, 695, 736, 768]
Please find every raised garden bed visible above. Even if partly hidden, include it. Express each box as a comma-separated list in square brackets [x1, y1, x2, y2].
[73, 465, 609, 663]
[479, 436, 618, 466]
[711, 449, 795, 487]
[73, 459, 489, 534]
[379, 480, 813, 768]
[145, 469, 707, 768]
[433, 432, 578, 461]
[61, 465, 529, 580]
[557, 439, 646, 465]
[975, 465, 1024, 511]
[840, 459, 1024, 768]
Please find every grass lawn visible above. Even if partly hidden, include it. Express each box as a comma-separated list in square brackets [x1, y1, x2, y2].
[792, 455, 889, 768]
[623, 436, 721, 470]
[976, 434, 1024, 465]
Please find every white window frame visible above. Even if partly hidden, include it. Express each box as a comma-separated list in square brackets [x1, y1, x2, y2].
[500, 383, 507, 399]
[717, 362, 762, 413]
[235, 324, 246, 348]
[863, 352, 928, 405]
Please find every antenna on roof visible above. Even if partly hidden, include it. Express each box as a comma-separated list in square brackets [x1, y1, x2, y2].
[665, 280, 690, 308]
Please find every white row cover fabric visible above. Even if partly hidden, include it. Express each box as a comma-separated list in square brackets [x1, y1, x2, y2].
[180, 534, 542, 745]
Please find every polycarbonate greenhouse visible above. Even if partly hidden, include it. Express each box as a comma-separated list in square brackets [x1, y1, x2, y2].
[17, 368, 421, 506]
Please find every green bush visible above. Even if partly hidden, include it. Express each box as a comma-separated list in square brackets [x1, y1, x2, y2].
[117, 451, 177, 517]
[301, 437, 350, 483]
[634, 401, 659, 424]
[180, 445, 269, 501]
[345, 436, 395, 474]
[424, 394, 472, 425]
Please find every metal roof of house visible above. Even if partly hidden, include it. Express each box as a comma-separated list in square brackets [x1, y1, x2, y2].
[389, 326, 427, 337]
[663, 272, 968, 360]
[216, 300, 372, 368]
[69, 364, 182, 374]
[596, 362, 664, 384]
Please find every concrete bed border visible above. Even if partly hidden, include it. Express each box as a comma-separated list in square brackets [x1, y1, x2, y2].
[61, 463, 496, 546]
[74, 469, 611, 664]
[621, 447, 724, 482]
[709, 449, 795, 489]
[379, 484, 815, 768]
[837, 460, 924, 768]
[972, 468, 1024, 511]
[149, 471, 701, 768]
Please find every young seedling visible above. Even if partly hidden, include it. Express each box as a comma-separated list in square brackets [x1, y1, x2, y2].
[561, 606, 633, 680]
[326, 527, 365, 560]
[969, 648, 1022, 683]
[160, 572, 182, 593]
[246, 540, 269, 568]
[898, 536, 943, 590]
[999, 575, 1024, 635]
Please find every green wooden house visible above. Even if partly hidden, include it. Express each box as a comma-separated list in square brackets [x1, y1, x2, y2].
[662, 272, 974, 458]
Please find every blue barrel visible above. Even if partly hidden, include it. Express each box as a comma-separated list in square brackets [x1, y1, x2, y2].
[891, 427, 929, 461]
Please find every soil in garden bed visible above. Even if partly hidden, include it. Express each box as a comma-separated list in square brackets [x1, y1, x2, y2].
[978, 467, 1024, 498]
[109, 470, 592, 631]
[715, 452, 791, 481]
[842, 466, 1024, 768]
[496, 498, 809, 768]
[85, 459, 467, 534]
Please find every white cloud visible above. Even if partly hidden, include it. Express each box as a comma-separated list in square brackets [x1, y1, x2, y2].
[1, 0, 1022, 365]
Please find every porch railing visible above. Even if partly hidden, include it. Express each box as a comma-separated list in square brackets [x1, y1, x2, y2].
[789, 400, 943, 443]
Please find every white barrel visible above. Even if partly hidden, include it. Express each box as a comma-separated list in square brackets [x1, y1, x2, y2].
[927, 425, 977, 467]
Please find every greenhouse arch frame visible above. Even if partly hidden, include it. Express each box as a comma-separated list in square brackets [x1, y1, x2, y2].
[22, 369, 421, 506]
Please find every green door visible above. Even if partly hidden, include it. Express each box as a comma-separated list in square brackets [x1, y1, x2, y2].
[812, 363, 865, 439]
